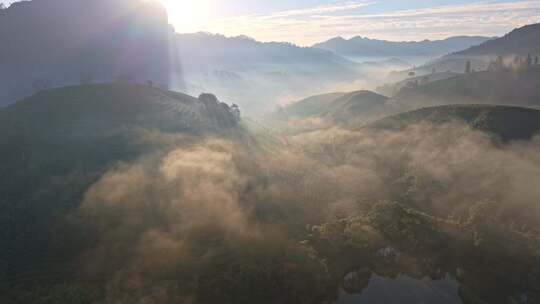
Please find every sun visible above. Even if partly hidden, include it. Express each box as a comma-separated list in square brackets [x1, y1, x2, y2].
[158, 0, 211, 33]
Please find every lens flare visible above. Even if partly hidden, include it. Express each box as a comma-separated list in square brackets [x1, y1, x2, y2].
[158, 0, 211, 33]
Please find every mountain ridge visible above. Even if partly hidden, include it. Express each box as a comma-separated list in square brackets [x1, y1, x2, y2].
[393, 23, 540, 79]
[313, 35, 493, 58]
[176, 31, 361, 114]
[449, 23, 540, 57]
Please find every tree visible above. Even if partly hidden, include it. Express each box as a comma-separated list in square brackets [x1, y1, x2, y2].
[496, 56, 504, 70]
[526, 54, 533, 68]
[406, 79, 419, 89]
[535, 56, 539, 66]
[230, 104, 241, 122]
[465, 61, 472, 74]
[146, 80, 154, 87]
[32, 79, 49, 92]
[116, 75, 133, 84]
[79, 71, 95, 84]
[487, 61, 496, 72]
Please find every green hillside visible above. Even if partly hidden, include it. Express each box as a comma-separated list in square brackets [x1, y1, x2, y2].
[277, 92, 345, 118]
[378, 71, 460, 96]
[323, 90, 389, 122]
[276, 90, 390, 125]
[393, 67, 540, 109]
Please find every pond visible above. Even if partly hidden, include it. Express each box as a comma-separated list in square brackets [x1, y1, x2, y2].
[337, 270, 462, 304]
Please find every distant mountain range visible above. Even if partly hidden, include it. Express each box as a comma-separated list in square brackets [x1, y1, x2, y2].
[176, 32, 362, 114]
[392, 23, 540, 80]
[177, 33, 354, 73]
[175, 33, 423, 114]
[313, 36, 493, 60]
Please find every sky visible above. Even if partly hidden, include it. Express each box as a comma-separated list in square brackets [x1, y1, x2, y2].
[3, 0, 540, 45]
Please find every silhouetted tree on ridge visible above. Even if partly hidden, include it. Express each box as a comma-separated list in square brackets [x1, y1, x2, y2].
[32, 79, 49, 92]
[465, 61, 472, 74]
[526, 54, 533, 68]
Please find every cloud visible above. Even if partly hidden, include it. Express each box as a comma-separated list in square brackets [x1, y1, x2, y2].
[76, 118, 540, 302]
[198, 0, 540, 45]
[0, 0, 15, 7]
[263, 1, 375, 19]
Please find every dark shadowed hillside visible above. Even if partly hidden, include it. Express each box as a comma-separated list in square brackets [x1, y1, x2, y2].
[0, 83, 243, 290]
[0, 0, 181, 106]
[366, 104, 540, 141]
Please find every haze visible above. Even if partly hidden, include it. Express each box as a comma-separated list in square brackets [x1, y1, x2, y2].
[1, 0, 540, 303]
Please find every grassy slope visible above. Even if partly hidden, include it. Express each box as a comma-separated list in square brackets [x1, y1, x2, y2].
[393, 67, 540, 108]
[366, 104, 540, 141]
[323, 90, 388, 121]
[276, 90, 389, 124]
[277, 92, 346, 118]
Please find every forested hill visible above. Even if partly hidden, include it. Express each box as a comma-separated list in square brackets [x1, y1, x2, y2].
[0, 0, 180, 106]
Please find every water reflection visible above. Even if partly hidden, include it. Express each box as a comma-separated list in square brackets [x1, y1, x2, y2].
[338, 269, 461, 304]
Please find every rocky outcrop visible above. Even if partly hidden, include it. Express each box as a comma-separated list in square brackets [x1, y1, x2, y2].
[198, 93, 241, 130]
